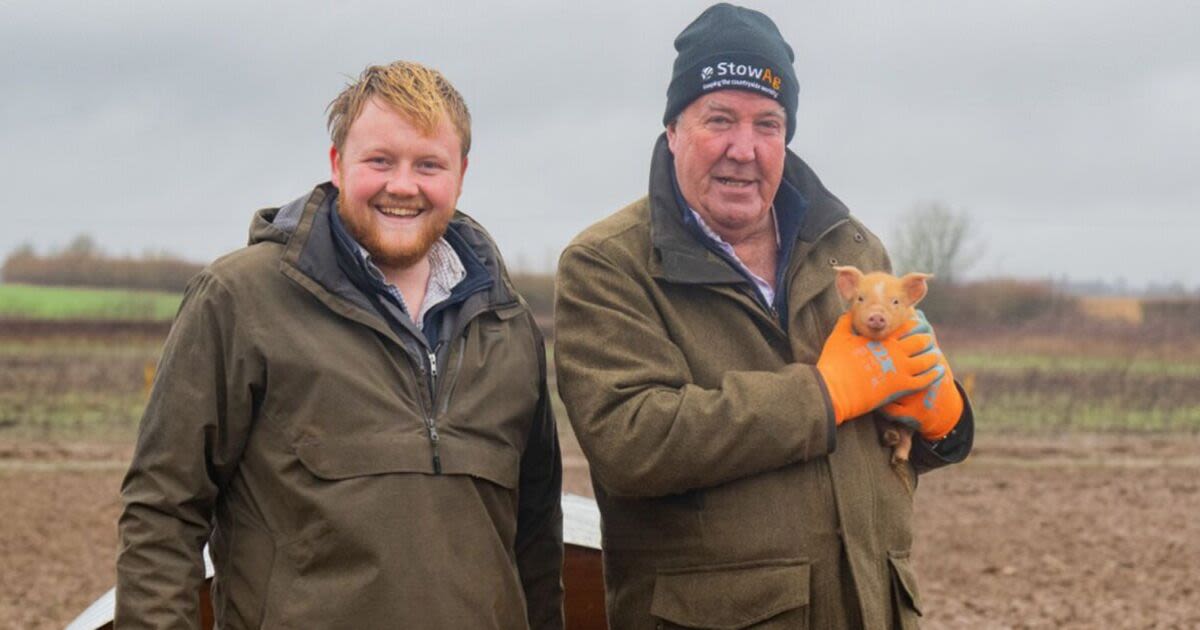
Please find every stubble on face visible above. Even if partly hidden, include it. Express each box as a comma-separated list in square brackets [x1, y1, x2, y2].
[336, 180, 452, 270]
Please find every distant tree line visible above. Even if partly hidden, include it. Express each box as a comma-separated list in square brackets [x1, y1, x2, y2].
[919, 278, 1073, 327]
[1, 235, 203, 292]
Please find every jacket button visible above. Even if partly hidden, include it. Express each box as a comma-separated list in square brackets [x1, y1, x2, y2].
[854, 232, 864, 242]
[829, 257, 839, 266]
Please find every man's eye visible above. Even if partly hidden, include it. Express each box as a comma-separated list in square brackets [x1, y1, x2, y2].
[417, 161, 444, 171]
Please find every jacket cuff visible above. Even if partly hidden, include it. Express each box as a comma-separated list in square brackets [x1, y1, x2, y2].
[911, 380, 974, 472]
[811, 365, 838, 455]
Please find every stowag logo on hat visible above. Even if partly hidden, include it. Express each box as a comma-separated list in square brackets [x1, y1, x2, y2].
[700, 61, 783, 91]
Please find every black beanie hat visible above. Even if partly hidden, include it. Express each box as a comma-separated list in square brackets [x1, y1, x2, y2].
[664, 3, 799, 142]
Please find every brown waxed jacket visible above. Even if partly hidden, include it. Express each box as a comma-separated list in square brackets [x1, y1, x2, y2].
[117, 183, 564, 629]
[555, 135, 973, 630]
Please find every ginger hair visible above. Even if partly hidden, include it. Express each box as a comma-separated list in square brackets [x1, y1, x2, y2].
[326, 61, 471, 156]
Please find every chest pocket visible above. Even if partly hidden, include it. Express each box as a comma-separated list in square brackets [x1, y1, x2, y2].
[294, 432, 519, 489]
[291, 305, 540, 490]
[436, 305, 542, 452]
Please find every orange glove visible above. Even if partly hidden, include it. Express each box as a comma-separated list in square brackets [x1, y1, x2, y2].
[816, 313, 943, 424]
[881, 313, 963, 440]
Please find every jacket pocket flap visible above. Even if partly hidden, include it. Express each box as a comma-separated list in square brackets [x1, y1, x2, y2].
[888, 551, 923, 616]
[437, 437, 520, 488]
[294, 434, 519, 489]
[650, 560, 810, 630]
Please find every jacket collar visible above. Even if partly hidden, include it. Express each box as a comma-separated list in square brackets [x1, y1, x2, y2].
[648, 133, 850, 284]
[325, 192, 488, 307]
[252, 183, 517, 337]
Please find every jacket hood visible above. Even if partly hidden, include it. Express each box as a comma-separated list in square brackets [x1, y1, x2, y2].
[248, 188, 311, 247]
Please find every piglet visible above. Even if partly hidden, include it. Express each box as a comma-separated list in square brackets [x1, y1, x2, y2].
[833, 266, 933, 466]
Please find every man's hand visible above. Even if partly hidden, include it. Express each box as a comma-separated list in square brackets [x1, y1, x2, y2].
[816, 313, 943, 424]
[881, 312, 962, 440]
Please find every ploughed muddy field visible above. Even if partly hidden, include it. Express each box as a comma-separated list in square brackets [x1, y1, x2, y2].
[3, 434, 1198, 629]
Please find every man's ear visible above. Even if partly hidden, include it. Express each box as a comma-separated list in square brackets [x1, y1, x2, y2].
[329, 145, 342, 189]
[833, 266, 863, 303]
[458, 155, 469, 196]
[900, 272, 932, 306]
[665, 120, 679, 153]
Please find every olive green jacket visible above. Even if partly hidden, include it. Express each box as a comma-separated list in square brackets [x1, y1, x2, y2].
[555, 136, 972, 630]
[117, 183, 564, 629]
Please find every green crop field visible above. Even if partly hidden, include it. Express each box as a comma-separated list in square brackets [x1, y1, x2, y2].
[0, 283, 182, 321]
[0, 336, 164, 439]
[953, 352, 1200, 377]
[948, 336, 1200, 433]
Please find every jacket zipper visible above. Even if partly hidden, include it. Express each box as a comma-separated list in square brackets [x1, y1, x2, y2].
[417, 302, 517, 476]
[425, 347, 442, 474]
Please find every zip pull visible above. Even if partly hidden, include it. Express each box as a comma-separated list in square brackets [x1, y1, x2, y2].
[427, 349, 439, 380]
[426, 419, 443, 474]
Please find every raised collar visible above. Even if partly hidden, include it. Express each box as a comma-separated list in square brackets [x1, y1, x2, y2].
[267, 183, 513, 331]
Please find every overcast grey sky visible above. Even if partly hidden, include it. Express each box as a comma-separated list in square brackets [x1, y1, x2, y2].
[3, 1, 1197, 288]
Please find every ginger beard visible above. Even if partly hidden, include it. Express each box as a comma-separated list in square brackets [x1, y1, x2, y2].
[336, 179, 452, 270]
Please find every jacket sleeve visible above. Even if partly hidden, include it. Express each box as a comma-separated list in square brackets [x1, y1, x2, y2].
[116, 272, 262, 629]
[515, 317, 565, 630]
[554, 243, 835, 499]
[911, 380, 975, 474]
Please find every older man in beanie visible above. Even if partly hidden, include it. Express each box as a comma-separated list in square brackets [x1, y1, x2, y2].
[117, 61, 563, 629]
[555, 4, 973, 628]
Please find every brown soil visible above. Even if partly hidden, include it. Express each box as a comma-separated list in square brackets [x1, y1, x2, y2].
[4, 435, 1198, 629]
[913, 435, 1200, 629]
[0, 441, 130, 630]
[0, 319, 171, 339]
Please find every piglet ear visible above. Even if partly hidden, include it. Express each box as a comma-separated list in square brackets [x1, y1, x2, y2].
[900, 272, 933, 306]
[833, 266, 863, 303]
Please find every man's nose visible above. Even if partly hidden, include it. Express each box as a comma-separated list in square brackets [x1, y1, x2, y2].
[385, 168, 420, 197]
[724, 123, 756, 163]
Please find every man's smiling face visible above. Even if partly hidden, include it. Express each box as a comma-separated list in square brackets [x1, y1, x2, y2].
[330, 97, 467, 272]
[666, 90, 786, 244]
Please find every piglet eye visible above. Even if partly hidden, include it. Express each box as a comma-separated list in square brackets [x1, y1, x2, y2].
[892, 299, 900, 305]
[857, 296, 865, 302]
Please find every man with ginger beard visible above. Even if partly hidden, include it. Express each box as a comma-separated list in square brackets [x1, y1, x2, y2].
[117, 61, 563, 629]
[554, 4, 973, 629]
